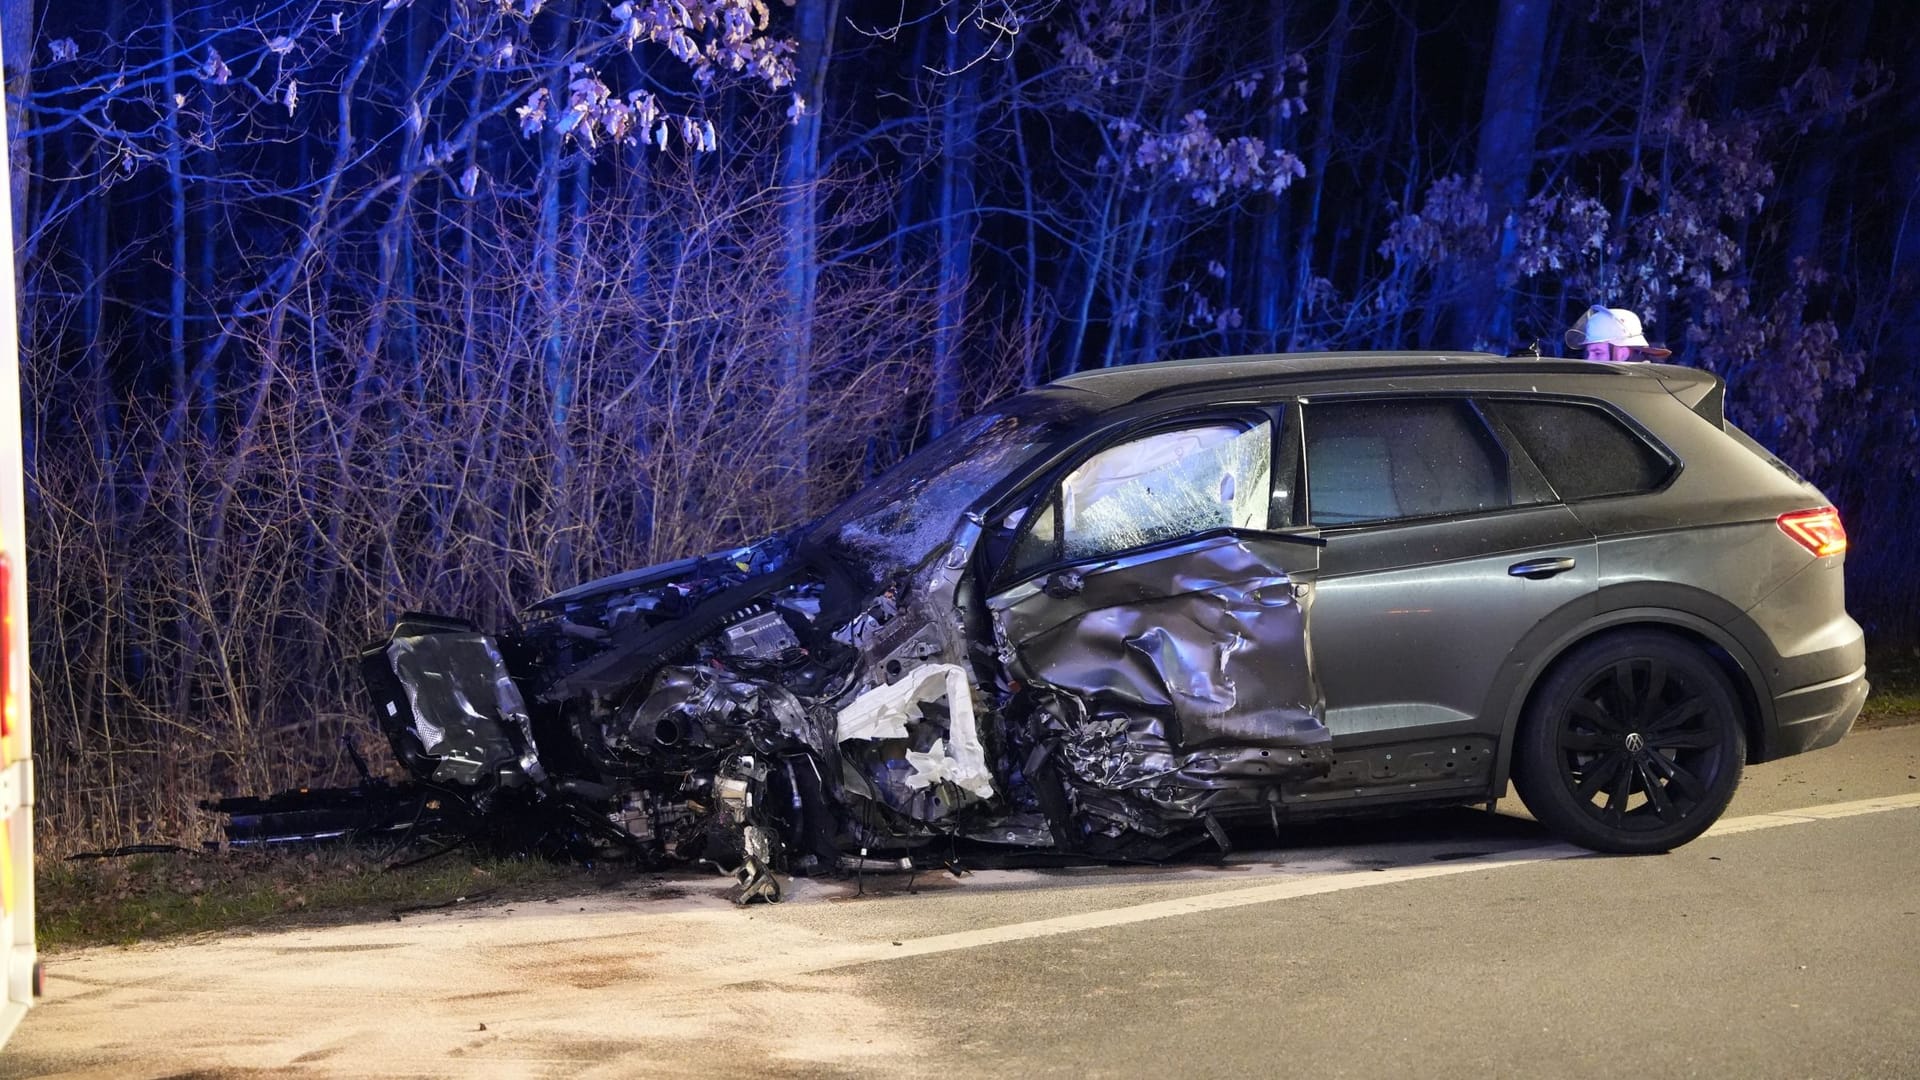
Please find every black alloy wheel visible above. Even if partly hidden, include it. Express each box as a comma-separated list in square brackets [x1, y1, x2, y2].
[1514, 630, 1746, 853]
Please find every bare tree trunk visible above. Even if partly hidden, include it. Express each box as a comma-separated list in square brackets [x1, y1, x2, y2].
[778, 0, 839, 498]
[1009, 68, 1043, 387]
[0, 0, 28, 273]
[161, 0, 187, 425]
[1132, 26, 1200, 366]
[158, 0, 198, 730]
[1287, 0, 1350, 346]
[930, 18, 981, 435]
[1104, 186, 1155, 367]
[536, 13, 572, 428]
[536, 103, 571, 567]
[1058, 176, 1115, 375]
[1133, 199, 1174, 363]
[80, 134, 112, 512]
[1786, 0, 1873, 267]
[1251, 0, 1296, 346]
[1453, 0, 1553, 350]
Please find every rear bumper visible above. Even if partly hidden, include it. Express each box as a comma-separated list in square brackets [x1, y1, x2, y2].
[1767, 664, 1868, 759]
[1732, 555, 1866, 761]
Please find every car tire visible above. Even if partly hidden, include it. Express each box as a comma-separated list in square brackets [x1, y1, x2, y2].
[1513, 630, 1746, 854]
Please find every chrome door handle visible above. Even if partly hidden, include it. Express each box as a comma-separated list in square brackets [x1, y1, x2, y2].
[1509, 557, 1577, 580]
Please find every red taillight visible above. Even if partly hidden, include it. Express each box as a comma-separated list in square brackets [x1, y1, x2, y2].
[1777, 507, 1848, 557]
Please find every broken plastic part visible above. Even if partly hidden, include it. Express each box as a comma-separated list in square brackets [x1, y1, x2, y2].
[832, 594, 897, 651]
[719, 609, 801, 660]
[724, 825, 783, 905]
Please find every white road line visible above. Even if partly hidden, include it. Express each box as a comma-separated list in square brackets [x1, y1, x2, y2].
[1702, 792, 1920, 834]
[702, 792, 1920, 987]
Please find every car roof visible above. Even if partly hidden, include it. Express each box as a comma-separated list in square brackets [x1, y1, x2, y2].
[1049, 351, 1715, 407]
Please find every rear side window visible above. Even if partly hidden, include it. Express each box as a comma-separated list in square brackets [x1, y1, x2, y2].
[1480, 399, 1671, 501]
[1303, 400, 1512, 525]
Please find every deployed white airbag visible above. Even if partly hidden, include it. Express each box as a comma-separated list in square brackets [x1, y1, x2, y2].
[835, 663, 995, 799]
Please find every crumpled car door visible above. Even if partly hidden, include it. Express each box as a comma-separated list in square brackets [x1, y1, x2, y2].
[985, 416, 1332, 807]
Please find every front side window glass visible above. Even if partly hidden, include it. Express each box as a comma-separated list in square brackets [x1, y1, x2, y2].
[1304, 400, 1511, 525]
[1039, 421, 1272, 563]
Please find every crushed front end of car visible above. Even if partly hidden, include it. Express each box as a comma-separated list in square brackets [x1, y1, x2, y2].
[361, 531, 910, 901]
[217, 395, 1336, 901]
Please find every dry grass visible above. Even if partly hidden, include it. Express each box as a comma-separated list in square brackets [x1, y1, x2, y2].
[1859, 643, 1920, 731]
[36, 844, 620, 952]
[25, 158, 1025, 859]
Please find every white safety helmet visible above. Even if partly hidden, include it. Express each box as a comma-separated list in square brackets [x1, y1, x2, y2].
[1565, 305, 1671, 359]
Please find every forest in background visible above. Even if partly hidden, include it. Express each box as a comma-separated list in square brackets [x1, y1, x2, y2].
[9, 0, 1918, 852]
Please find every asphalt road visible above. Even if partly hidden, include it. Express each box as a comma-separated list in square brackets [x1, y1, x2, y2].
[6, 725, 1919, 1079]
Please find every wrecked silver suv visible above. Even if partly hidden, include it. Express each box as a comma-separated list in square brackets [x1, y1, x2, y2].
[326, 352, 1867, 897]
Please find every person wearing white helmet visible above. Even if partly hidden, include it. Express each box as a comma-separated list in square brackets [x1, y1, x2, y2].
[1565, 305, 1673, 362]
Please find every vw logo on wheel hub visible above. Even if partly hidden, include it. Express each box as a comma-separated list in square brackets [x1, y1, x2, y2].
[1624, 732, 1646, 753]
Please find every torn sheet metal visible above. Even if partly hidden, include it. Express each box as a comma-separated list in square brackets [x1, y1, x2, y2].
[835, 663, 995, 802]
[385, 626, 545, 788]
[994, 535, 1330, 798]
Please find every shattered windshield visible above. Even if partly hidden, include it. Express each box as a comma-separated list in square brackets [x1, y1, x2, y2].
[807, 390, 1092, 581]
